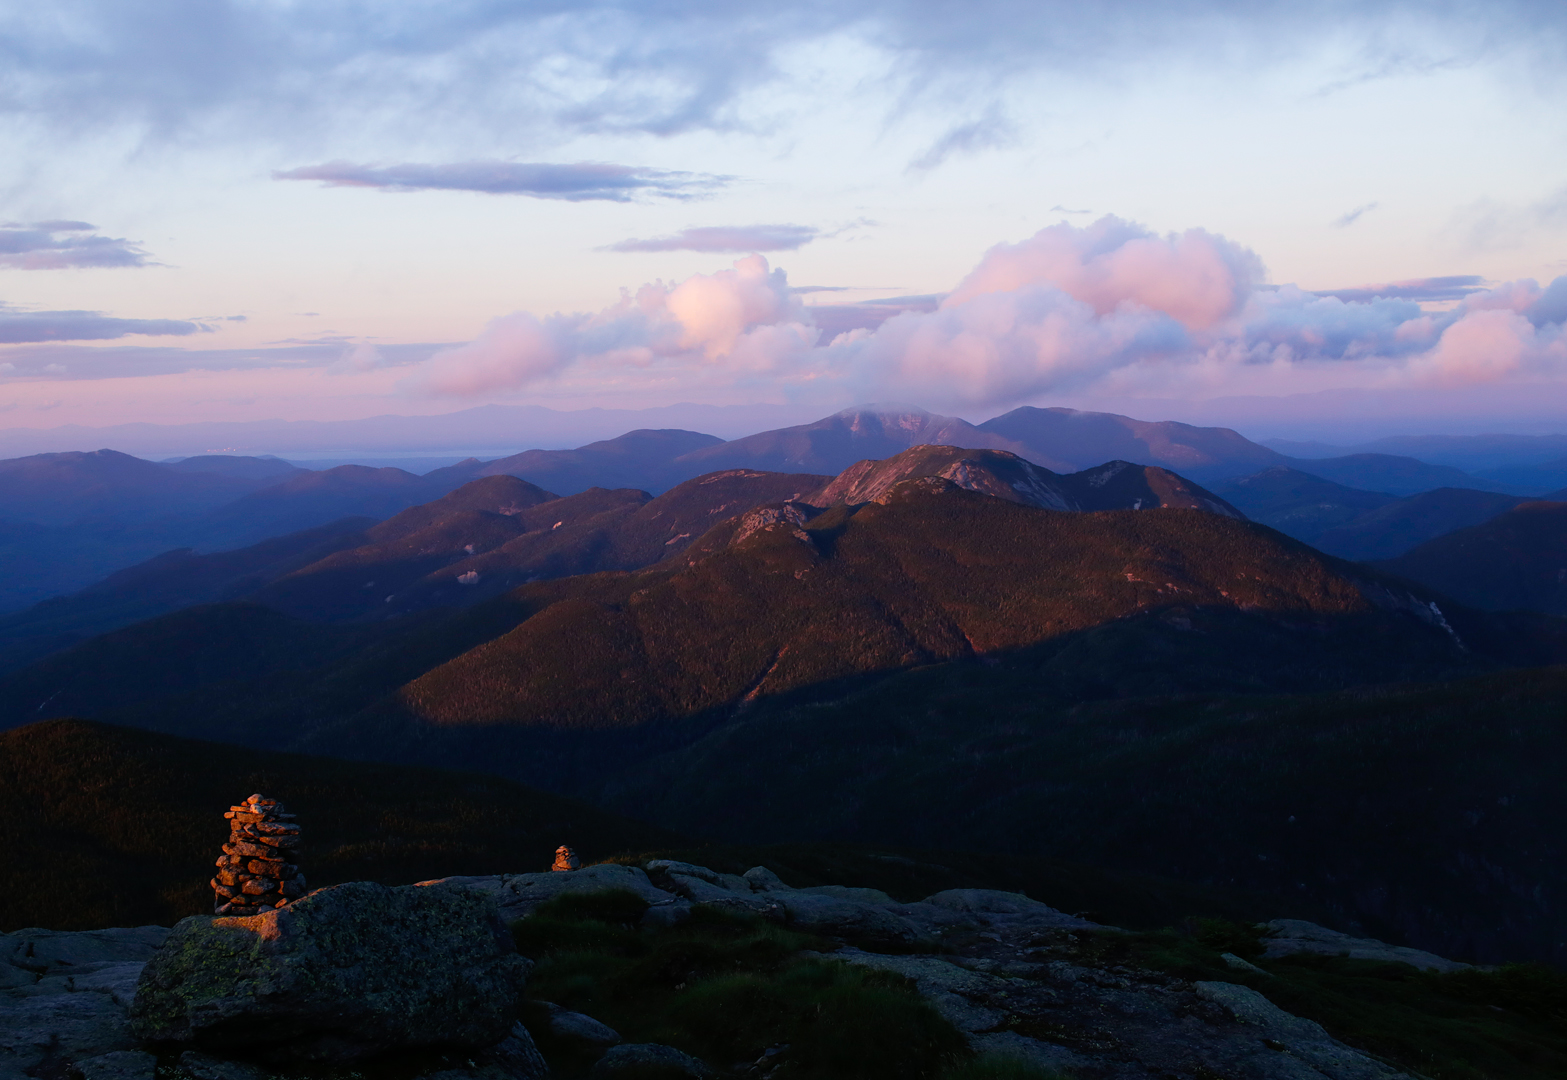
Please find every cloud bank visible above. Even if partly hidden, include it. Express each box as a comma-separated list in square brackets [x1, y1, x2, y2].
[5, 0, 1560, 158]
[411, 215, 1567, 409]
[272, 161, 729, 201]
[607, 224, 820, 253]
[0, 304, 203, 344]
[0, 222, 153, 269]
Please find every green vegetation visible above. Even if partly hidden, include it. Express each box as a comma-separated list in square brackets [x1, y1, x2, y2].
[1057, 922, 1567, 1080]
[0, 719, 676, 931]
[612, 661, 1567, 967]
[1378, 500, 1567, 616]
[516, 891, 970, 1079]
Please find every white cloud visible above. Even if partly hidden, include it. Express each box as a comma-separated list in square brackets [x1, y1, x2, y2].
[407, 215, 1567, 409]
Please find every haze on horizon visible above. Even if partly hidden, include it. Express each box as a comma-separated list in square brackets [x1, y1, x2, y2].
[2, 0, 1565, 443]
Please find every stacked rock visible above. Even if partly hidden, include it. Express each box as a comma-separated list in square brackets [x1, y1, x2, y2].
[212, 794, 307, 915]
[551, 846, 581, 872]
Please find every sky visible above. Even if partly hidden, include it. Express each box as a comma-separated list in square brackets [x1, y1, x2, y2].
[2, 0, 1566, 442]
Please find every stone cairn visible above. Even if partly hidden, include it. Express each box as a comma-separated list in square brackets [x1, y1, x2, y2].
[551, 845, 581, 872]
[212, 794, 306, 915]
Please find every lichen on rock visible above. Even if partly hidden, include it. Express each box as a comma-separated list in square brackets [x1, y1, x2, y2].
[128, 880, 530, 1062]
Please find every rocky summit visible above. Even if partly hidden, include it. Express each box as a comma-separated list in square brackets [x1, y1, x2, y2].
[0, 862, 1538, 1079]
[128, 880, 531, 1062]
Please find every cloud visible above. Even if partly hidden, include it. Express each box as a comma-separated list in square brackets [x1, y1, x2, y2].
[0, 305, 203, 344]
[0, 341, 444, 381]
[1050, 206, 1092, 215]
[1313, 276, 1485, 303]
[405, 215, 1567, 410]
[1331, 203, 1379, 228]
[416, 254, 817, 396]
[0, 222, 153, 269]
[607, 224, 820, 253]
[7, 0, 1556, 160]
[943, 216, 1264, 330]
[907, 108, 1015, 172]
[273, 161, 729, 202]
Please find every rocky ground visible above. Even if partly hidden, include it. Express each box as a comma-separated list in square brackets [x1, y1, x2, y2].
[2, 859, 1476, 1080]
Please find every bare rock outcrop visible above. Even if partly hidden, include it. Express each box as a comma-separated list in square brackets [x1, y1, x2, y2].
[128, 881, 530, 1062]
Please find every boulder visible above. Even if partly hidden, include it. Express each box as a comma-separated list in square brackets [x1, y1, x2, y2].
[177, 1052, 272, 1080]
[740, 866, 789, 892]
[771, 892, 921, 948]
[643, 861, 783, 919]
[128, 881, 530, 1062]
[0, 985, 142, 1080]
[800, 885, 896, 905]
[68, 1051, 158, 1080]
[426, 864, 678, 921]
[543, 1001, 621, 1049]
[589, 1043, 714, 1078]
[1258, 920, 1469, 973]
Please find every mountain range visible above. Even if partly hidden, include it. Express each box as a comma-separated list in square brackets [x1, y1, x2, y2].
[3, 430, 1567, 968]
[5, 402, 1547, 616]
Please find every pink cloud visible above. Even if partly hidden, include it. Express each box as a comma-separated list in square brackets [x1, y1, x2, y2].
[413, 254, 818, 397]
[943, 216, 1263, 330]
[403, 216, 1567, 409]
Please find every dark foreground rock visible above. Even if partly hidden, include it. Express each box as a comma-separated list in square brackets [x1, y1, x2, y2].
[1, 926, 168, 1080]
[128, 881, 531, 1062]
[589, 1043, 714, 1078]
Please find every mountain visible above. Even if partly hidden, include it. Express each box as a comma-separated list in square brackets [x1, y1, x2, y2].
[1275, 453, 1510, 496]
[4, 450, 1545, 750]
[1374, 501, 1567, 616]
[251, 469, 827, 621]
[0, 717, 676, 932]
[976, 405, 1286, 479]
[0, 449, 266, 527]
[1311, 487, 1533, 561]
[1214, 467, 1397, 543]
[1266, 432, 1567, 474]
[163, 454, 305, 482]
[813, 444, 1242, 516]
[1475, 454, 1567, 493]
[459, 428, 726, 495]
[192, 463, 476, 548]
[0, 517, 375, 675]
[5, 462, 1567, 968]
[666, 406, 1025, 478]
[1216, 469, 1531, 559]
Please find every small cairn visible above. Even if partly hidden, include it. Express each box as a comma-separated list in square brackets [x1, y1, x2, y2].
[212, 793, 306, 915]
[550, 845, 581, 872]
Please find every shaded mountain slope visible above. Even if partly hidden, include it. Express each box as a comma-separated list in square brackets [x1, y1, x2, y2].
[460, 428, 725, 495]
[1215, 467, 1397, 542]
[387, 482, 1479, 741]
[1277, 453, 1507, 497]
[3, 476, 1527, 762]
[163, 454, 303, 482]
[252, 469, 828, 621]
[1217, 469, 1531, 559]
[1375, 501, 1567, 616]
[815, 445, 1242, 516]
[606, 662, 1567, 967]
[976, 405, 1285, 478]
[0, 717, 676, 932]
[193, 462, 474, 548]
[1313, 487, 1532, 561]
[0, 517, 375, 675]
[0, 449, 265, 527]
